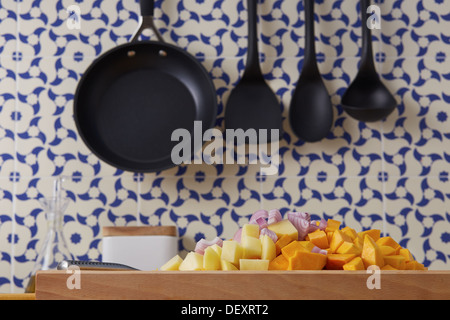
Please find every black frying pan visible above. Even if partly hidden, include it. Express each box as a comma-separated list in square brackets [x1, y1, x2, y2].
[74, 0, 217, 173]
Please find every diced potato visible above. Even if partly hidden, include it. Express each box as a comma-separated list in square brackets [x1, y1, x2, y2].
[329, 230, 352, 253]
[242, 235, 262, 259]
[221, 240, 243, 267]
[269, 255, 289, 270]
[160, 254, 183, 271]
[281, 241, 309, 259]
[242, 224, 260, 239]
[343, 257, 365, 271]
[336, 241, 362, 255]
[326, 254, 357, 270]
[210, 244, 222, 257]
[383, 255, 406, 270]
[307, 230, 329, 249]
[288, 251, 327, 270]
[325, 219, 341, 232]
[361, 235, 385, 269]
[221, 259, 238, 271]
[203, 246, 221, 270]
[268, 220, 298, 242]
[275, 235, 293, 256]
[239, 259, 269, 271]
[179, 252, 204, 271]
[261, 235, 276, 261]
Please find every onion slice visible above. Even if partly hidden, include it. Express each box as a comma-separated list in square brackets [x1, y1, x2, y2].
[194, 237, 223, 255]
[249, 210, 268, 225]
[268, 209, 282, 225]
[260, 228, 278, 243]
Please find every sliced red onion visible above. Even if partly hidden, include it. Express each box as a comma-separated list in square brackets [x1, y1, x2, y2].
[233, 228, 242, 243]
[307, 222, 320, 234]
[311, 246, 328, 255]
[287, 213, 311, 240]
[260, 228, 278, 243]
[194, 237, 223, 255]
[318, 219, 327, 231]
[268, 209, 282, 225]
[249, 210, 268, 224]
[252, 216, 268, 229]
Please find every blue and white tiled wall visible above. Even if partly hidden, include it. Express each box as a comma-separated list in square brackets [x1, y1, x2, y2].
[0, 0, 449, 292]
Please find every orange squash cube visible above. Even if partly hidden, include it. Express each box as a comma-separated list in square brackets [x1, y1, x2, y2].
[381, 265, 398, 270]
[343, 257, 365, 271]
[336, 241, 362, 255]
[399, 248, 414, 262]
[361, 235, 385, 269]
[405, 261, 426, 270]
[380, 245, 396, 256]
[376, 236, 401, 253]
[275, 235, 293, 256]
[353, 236, 364, 250]
[329, 230, 352, 253]
[358, 229, 381, 242]
[383, 255, 406, 270]
[326, 254, 356, 270]
[307, 230, 329, 249]
[268, 254, 289, 270]
[288, 251, 327, 270]
[341, 226, 358, 241]
[325, 219, 341, 232]
[281, 241, 309, 258]
[298, 241, 315, 252]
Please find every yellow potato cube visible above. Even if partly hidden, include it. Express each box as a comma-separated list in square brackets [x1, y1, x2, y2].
[242, 235, 262, 259]
[160, 255, 183, 271]
[242, 224, 260, 239]
[203, 246, 221, 270]
[210, 244, 222, 257]
[221, 240, 243, 267]
[260, 235, 276, 261]
[179, 252, 203, 271]
[221, 259, 238, 271]
[268, 220, 298, 242]
[239, 259, 269, 271]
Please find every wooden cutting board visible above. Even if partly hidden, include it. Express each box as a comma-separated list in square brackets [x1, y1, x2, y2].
[35, 270, 450, 300]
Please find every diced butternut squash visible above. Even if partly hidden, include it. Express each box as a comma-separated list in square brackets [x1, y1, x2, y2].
[179, 252, 204, 271]
[399, 248, 414, 262]
[269, 254, 289, 270]
[275, 235, 293, 256]
[380, 245, 396, 256]
[405, 261, 426, 270]
[221, 240, 243, 267]
[326, 254, 356, 270]
[242, 224, 260, 239]
[307, 230, 329, 249]
[325, 219, 341, 232]
[203, 246, 221, 270]
[341, 226, 358, 241]
[268, 220, 298, 242]
[329, 229, 352, 253]
[239, 259, 269, 271]
[358, 229, 381, 242]
[288, 251, 327, 270]
[353, 236, 364, 251]
[383, 255, 406, 270]
[376, 236, 401, 253]
[381, 265, 398, 270]
[281, 241, 309, 258]
[298, 241, 315, 252]
[261, 235, 276, 261]
[160, 255, 183, 271]
[343, 257, 365, 271]
[221, 259, 238, 271]
[336, 241, 362, 255]
[361, 235, 385, 269]
[241, 235, 262, 259]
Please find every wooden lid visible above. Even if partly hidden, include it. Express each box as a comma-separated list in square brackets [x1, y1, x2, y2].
[102, 226, 177, 237]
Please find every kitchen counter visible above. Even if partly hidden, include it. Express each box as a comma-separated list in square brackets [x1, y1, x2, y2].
[35, 270, 450, 300]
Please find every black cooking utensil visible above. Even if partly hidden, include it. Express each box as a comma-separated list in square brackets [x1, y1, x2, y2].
[58, 260, 139, 271]
[289, 0, 333, 142]
[341, 0, 396, 122]
[74, 0, 217, 173]
[225, 0, 282, 143]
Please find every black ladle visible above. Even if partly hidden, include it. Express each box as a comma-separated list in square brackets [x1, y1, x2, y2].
[225, 0, 282, 143]
[341, 0, 396, 122]
[289, 0, 333, 143]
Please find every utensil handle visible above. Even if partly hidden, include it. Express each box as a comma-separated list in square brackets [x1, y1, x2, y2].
[244, 0, 263, 79]
[303, 0, 318, 66]
[360, 0, 376, 72]
[140, 0, 155, 17]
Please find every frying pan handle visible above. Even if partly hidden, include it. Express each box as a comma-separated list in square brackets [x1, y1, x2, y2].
[140, 0, 155, 17]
